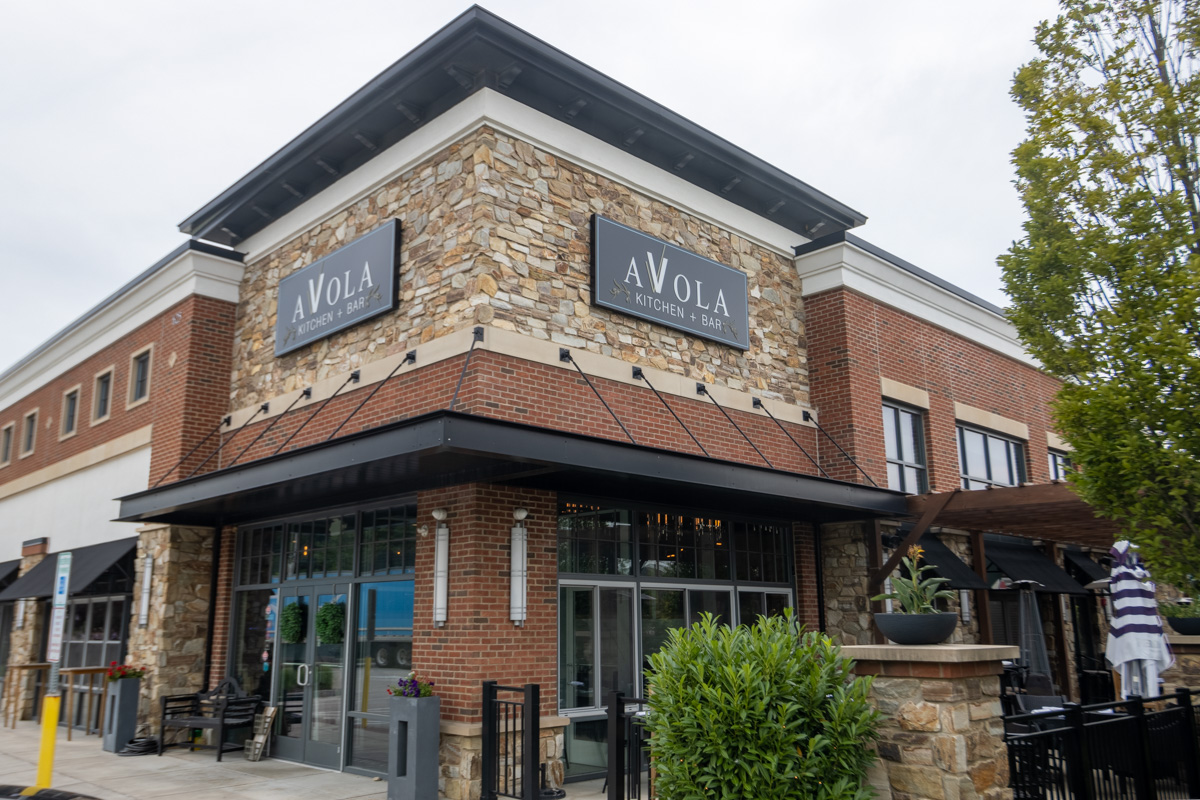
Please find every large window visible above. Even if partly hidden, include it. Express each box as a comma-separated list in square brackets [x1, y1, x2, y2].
[61, 388, 79, 438]
[882, 403, 927, 493]
[93, 369, 113, 422]
[1048, 450, 1073, 481]
[958, 425, 1026, 489]
[128, 348, 152, 406]
[0, 423, 12, 465]
[21, 411, 37, 456]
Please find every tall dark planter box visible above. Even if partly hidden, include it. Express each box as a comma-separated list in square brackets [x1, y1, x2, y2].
[103, 678, 140, 753]
[388, 696, 440, 800]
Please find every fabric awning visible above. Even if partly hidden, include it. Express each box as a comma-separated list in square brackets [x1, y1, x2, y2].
[0, 559, 20, 593]
[918, 535, 988, 590]
[985, 539, 1086, 596]
[0, 538, 137, 601]
[1063, 550, 1109, 586]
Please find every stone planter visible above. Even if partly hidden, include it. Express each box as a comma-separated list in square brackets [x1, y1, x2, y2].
[102, 678, 141, 753]
[1167, 617, 1200, 636]
[874, 612, 957, 645]
[387, 695, 440, 800]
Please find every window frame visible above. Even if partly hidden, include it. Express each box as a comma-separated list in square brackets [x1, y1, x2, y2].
[92, 366, 114, 425]
[882, 401, 928, 494]
[1048, 449, 1073, 481]
[0, 422, 13, 466]
[20, 410, 38, 458]
[126, 347, 153, 409]
[59, 385, 81, 441]
[957, 423, 1027, 489]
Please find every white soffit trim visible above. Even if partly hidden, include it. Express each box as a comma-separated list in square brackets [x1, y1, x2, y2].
[880, 377, 930, 409]
[0, 252, 244, 412]
[954, 402, 1030, 441]
[794, 241, 1036, 367]
[237, 89, 804, 264]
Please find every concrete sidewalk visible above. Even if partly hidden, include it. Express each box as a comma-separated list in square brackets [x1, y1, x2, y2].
[0, 721, 386, 800]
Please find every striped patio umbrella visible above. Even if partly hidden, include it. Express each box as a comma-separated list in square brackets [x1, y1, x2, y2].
[1104, 541, 1173, 698]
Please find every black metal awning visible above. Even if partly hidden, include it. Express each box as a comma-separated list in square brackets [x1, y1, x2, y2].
[985, 539, 1086, 596]
[0, 559, 20, 594]
[116, 410, 906, 528]
[1063, 549, 1109, 585]
[0, 538, 137, 601]
[919, 535, 988, 590]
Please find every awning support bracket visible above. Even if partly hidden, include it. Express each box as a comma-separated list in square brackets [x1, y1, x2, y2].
[802, 410, 878, 487]
[697, 383, 772, 468]
[326, 351, 416, 442]
[186, 404, 269, 479]
[272, 370, 360, 456]
[560, 349, 636, 444]
[448, 327, 484, 411]
[152, 414, 231, 488]
[753, 398, 828, 477]
[633, 367, 708, 457]
[228, 387, 312, 467]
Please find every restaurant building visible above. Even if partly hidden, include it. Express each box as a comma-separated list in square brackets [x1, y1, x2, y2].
[0, 6, 1117, 792]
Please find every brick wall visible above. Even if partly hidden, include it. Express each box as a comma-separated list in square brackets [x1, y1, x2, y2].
[0, 295, 237, 494]
[214, 350, 823, 481]
[804, 286, 1062, 491]
[413, 484, 558, 722]
[207, 525, 237, 690]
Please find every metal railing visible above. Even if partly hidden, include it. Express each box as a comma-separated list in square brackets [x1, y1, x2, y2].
[1004, 688, 1200, 800]
[606, 691, 651, 800]
[482, 681, 540, 800]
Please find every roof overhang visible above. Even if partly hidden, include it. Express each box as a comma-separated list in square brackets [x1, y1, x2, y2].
[906, 483, 1121, 550]
[179, 6, 865, 248]
[116, 411, 906, 528]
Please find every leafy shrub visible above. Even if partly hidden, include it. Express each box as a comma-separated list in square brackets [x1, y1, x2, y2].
[643, 612, 879, 800]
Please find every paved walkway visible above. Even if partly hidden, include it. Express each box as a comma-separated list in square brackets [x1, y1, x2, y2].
[0, 721, 386, 800]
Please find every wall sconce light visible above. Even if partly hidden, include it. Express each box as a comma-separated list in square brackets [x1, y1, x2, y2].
[959, 589, 971, 624]
[138, 554, 153, 627]
[511, 508, 529, 627]
[432, 509, 449, 627]
[14, 598, 25, 630]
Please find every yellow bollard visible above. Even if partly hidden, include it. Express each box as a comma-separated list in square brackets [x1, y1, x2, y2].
[35, 694, 61, 788]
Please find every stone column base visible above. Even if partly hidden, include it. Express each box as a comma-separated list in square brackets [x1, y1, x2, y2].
[843, 644, 1019, 800]
[439, 716, 567, 800]
[1162, 634, 1200, 694]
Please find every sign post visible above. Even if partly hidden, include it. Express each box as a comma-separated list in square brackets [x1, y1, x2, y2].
[36, 552, 71, 788]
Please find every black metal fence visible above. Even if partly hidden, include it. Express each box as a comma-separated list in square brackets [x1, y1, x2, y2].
[1005, 688, 1200, 800]
[605, 690, 651, 800]
[482, 681, 540, 800]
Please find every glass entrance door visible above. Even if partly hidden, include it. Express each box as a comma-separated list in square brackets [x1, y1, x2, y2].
[274, 584, 348, 769]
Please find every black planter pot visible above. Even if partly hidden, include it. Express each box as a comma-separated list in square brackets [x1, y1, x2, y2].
[1166, 617, 1200, 636]
[874, 612, 958, 645]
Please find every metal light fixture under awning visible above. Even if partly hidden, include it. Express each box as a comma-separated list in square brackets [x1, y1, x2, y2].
[985, 538, 1087, 596]
[0, 537, 138, 601]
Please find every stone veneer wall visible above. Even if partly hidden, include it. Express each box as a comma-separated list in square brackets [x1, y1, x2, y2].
[230, 127, 806, 412]
[439, 720, 566, 799]
[939, 531, 981, 645]
[1161, 635, 1200, 694]
[822, 520, 874, 645]
[846, 645, 1016, 800]
[126, 524, 215, 725]
[6, 553, 46, 719]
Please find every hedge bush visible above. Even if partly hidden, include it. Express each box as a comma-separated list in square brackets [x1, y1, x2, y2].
[643, 612, 879, 800]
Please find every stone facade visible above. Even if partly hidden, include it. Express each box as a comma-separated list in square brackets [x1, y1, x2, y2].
[438, 719, 565, 800]
[1161, 635, 1200, 694]
[230, 127, 806, 414]
[6, 553, 46, 720]
[125, 524, 216, 725]
[846, 644, 1016, 800]
[822, 520, 875, 645]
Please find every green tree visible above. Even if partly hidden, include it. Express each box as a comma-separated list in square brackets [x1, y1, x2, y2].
[1000, 0, 1200, 591]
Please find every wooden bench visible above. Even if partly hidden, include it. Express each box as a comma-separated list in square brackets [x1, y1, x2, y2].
[158, 678, 261, 761]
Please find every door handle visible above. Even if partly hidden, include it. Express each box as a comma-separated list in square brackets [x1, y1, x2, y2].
[297, 663, 309, 686]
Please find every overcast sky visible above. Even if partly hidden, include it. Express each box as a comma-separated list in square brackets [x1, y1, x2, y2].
[0, 0, 1059, 372]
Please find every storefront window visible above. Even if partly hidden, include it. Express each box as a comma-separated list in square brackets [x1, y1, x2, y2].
[359, 506, 416, 577]
[558, 503, 632, 575]
[347, 580, 414, 772]
[232, 588, 277, 700]
[640, 514, 728, 579]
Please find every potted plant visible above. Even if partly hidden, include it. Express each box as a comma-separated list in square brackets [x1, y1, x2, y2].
[102, 661, 147, 753]
[871, 544, 958, 645]
[387, 673, 439, 800]
[1161, 597, 1200, 636]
